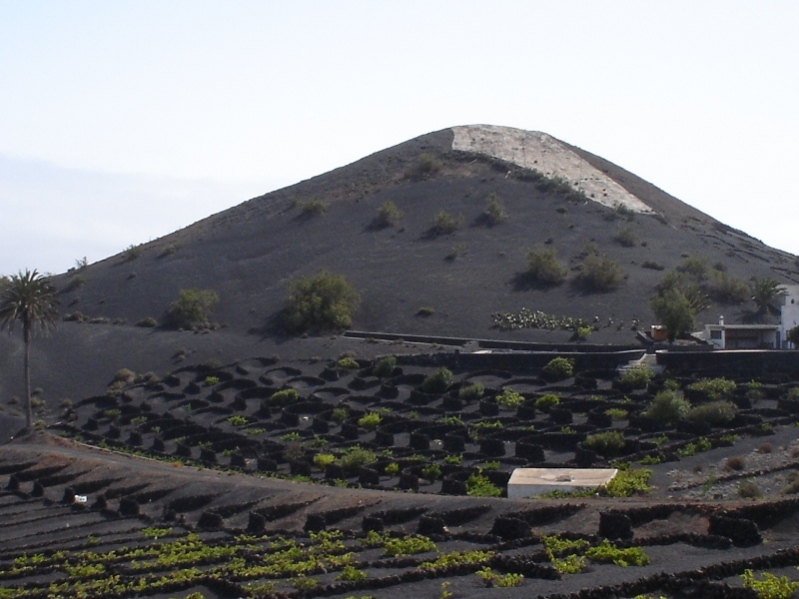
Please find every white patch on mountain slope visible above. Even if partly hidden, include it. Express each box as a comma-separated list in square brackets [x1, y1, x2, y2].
[451, 125, 653, 214]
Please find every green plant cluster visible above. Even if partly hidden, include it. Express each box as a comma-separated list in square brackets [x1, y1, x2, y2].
[583, 431, 625, 457]
[527, 245, 567, 285]
[164, 288, 219, 330]
[618, 366, 653, 389]
[476, 567, 524, 587]
[542, 357, 575, 381]
[740, 568, 799, 599]
[495, 387, 524, 409]
[686, 377, 736, 400]
[465, 473, 502, 497]
[422, 367, 454, 394]
[492, 308, 587, 332]
[283, 270, 360, 334]
[541, 535, 649, 574]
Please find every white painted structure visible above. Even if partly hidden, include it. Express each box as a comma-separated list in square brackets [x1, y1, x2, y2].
[701, 285, 799, 349]
[507, 468, 618, 499]
[780, 285, 799, 347]
[702, 317, 780, 350]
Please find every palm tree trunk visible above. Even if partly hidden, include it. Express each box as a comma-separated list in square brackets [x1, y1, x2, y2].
[23, 324, 32, 429]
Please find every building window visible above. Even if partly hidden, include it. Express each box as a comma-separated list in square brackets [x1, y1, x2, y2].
[710, 330, 722, 340]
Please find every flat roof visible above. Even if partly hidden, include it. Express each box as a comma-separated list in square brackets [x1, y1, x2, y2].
[508, 468, 618, 488]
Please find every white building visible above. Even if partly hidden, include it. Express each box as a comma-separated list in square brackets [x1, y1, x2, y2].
[701, 285, 799, 349]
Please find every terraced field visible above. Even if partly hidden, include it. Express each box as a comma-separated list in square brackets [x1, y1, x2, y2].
[3, 352, 799, 598]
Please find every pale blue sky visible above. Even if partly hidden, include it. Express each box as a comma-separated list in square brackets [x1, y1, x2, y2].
[2, 1, 798, 275]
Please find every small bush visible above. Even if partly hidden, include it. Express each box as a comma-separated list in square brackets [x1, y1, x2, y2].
[384, 534, 437, 557]
[642, 390, 691, 424]
[459, 383, 485, 400]
[476, 567, 524, 588]
[337, 446, 377, 474]
[300, 199, 326, 216]
[604, 467, 652, 497]
[313, 453, 336, 469]
[431, 211, 462, 235]
[686, 377, 736, 401]
[496, 387, 524, 409]
[614, 225, 638, 247]
[406, 152, 442, 180]
[358, 412, 382, 430]
[422, 463, 441, 482]
[605, 408, 628, 420]
[535, 393, 560, 412]
[527, 246, 567, 286]
[269, 388, 300, 406]
[466, 474, 502, 497]
[483, 193, 507, 225]
[372, 356, 396, 378]
[542, 357, 574, 381]
[738, 480, 762, 499]
[416, 306, 436, 317]
[740, 569, 799, 599]
[164, 288, 219, 329]
[686, 400, 737, 426]
[724, 456, 746, 472]
[710, 272, 749, 304]
[619, 366, 653, 389]
[373, 201, 402, 228]
[575, 254, 624, 292]
[135, 316, 158, 328]
[585, 539, 650, 567]
[336, 565, 367, 582]
[583, 431, 625, 457]
[422, 367, 454, 394]
[283, 270, 360, 333]
[336, 356, 359, 369]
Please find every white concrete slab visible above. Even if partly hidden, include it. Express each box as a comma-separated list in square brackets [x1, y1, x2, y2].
[507, 467, 618, 499]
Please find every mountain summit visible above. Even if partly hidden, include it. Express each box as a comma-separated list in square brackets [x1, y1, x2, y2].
[3, 125, 797, 400]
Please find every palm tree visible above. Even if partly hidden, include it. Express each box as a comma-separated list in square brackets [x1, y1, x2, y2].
[750, 277, 784, 316]
[0, 269, 59, 429]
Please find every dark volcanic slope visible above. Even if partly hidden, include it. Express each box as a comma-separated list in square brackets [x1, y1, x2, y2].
[49, 126, 799, 339]
[2, 125, 798, 403]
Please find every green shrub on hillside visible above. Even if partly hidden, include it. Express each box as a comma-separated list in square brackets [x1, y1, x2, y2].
[650, 288, 694, 342]
[406, 152, 442, 180]
[575, 254, 624, 292]
[374, 201, 402, 228]
[300, 199, 326, 216]
[283, 270, 360, 333]
[431, 211, 463, 235]
[614, 225, 638, 247]
[527, 246, 567, 286]
[164, 288, 219, 329]
[483, 193, 507, 225]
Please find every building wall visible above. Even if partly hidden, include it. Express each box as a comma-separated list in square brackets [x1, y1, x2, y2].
[781, 285, 799, 347]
